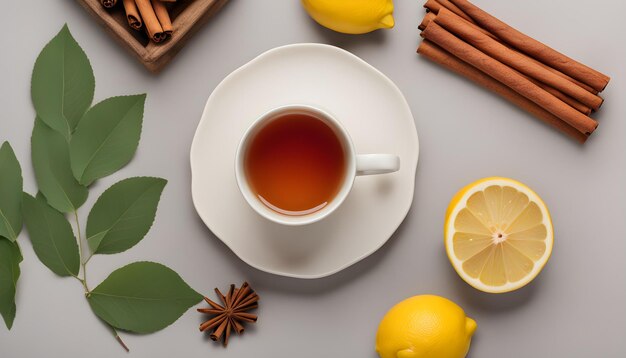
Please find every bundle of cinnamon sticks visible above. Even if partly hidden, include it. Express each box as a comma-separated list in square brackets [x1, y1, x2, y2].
[417, 0, 610, 143]
[101, 0, 174, 43]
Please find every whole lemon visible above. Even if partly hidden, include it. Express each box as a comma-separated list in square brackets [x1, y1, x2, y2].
[376, 295, 476, 358]
[301, 0, 395, 34]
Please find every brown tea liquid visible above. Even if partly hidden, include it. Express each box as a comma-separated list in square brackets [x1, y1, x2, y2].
[244, 113, 346, 216]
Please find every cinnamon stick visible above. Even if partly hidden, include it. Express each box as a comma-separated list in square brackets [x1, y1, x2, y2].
[421, 7, 496, 41]
[210, 319, 228, 341]
[236, 303, 259, 313]
[419, 12, 436, 31]
[420, 18, 591, 114]
[424, 0, 442, 14]
[235, 293, 259, 309]
[233, 312, 258, 323]
[231, 282, 251, 308]
[231, 318, 245, 335]
[224, 284, 235, 308]
[135, 0, 166, 42]
[214, 287, 226, 303]
[152, 0, 173, 36]
[223, 319, 232, 347]
[421, 21, 597, 135]
[123, 0, 142, 30]
[197, 308, 223, 315]
[203, 296, 224, 310]
[417, 40, 588, 143]
[199, 313, 226, 332]
[449, 0, 610, 92]
[100, 0, 118, 8]
[432, 8, 603, 111]
[520, 46, 599, 95]
[532, 80, 591, 116]
[425, 0, 472, 22]
[421, 5, 598, 94]
[434, 0, 475, 23]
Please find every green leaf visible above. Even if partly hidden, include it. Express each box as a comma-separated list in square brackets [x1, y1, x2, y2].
[88, 262, 202, 334]
[21, 193, 80, 277]
[87, 177, 167, 255]
[31, 24, 94, 141]
[0, 237, 22, 330]
[35, 191, 47, 202]
[32, 118, 88, 213]
[70, 95, 146, 186]
[0, 142, 23, 242]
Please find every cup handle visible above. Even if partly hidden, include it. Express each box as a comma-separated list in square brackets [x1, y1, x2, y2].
[356, 154, 400, 176]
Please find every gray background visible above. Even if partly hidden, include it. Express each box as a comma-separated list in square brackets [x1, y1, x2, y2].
[1, 0, 625, 357]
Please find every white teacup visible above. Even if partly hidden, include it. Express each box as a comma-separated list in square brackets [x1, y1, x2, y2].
[235, 104, 400, 226]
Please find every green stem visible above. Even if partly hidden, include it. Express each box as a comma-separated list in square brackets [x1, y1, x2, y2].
[83, 265, 89, 291]
[109, 324, 130, 352]
[72, 276, 90, 293]
[71, 211, 127, 352]
[72, 211, 90, 293]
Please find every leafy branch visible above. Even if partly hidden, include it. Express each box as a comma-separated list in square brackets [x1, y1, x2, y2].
[0, 25, 202, 350]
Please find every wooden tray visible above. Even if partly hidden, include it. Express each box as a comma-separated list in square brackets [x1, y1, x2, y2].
[76, 0, 229, 73]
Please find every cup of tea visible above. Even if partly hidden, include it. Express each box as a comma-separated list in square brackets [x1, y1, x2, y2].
[235, 104, 400, 226]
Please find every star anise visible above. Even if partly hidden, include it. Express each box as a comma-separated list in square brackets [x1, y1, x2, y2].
[198, 282, 259, 347]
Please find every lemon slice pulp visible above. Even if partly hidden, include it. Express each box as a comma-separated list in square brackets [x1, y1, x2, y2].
[445, 177, 553, 293]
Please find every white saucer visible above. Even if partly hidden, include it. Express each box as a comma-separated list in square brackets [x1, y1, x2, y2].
[190, 44, 419, 279]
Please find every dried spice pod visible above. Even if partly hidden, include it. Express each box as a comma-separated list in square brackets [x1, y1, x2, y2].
[123, 0, 143, 30]
[135, 0, 166, 42]
[152, 0, 173, 36]
[100, 0, 118, 8]
[198, 282, 259, 347]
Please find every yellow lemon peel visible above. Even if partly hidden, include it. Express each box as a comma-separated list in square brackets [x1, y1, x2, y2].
[301, 0, 395, 34]
[376, 295, 476, 358]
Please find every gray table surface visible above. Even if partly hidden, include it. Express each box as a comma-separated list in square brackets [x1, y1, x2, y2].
[1, 0, 625, 357]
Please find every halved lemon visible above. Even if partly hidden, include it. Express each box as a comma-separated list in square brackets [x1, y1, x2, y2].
[444, 177, 553, 293]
